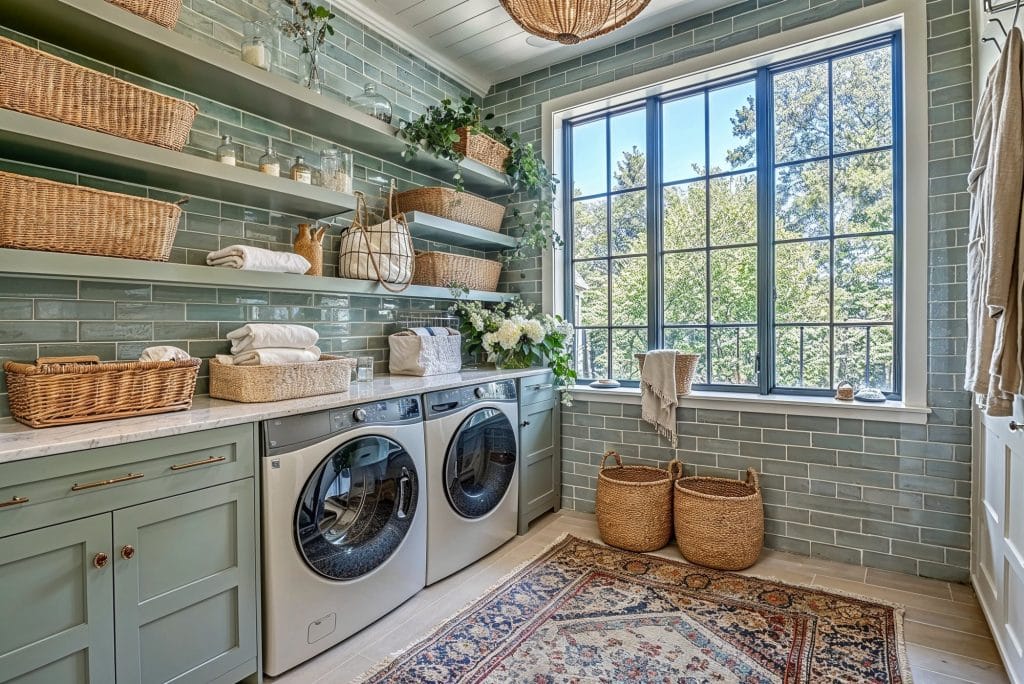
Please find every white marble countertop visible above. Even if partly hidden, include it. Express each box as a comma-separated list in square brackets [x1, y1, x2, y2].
[0, 368, 547, 464]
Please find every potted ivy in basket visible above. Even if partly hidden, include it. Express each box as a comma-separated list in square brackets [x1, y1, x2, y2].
[398, 97, 560, 260]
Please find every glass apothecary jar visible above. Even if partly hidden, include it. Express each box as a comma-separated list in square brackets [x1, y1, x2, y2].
[259, 144, 280, 176]
[350, 84, 392, 124]
[216, 135, 238, 166]
[241, 21, 272, 71]
[320, 146, 353, 194]
[290, 156, 313, 184]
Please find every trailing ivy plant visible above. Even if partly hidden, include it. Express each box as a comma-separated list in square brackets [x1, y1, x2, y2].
[398, 97, 561, 261]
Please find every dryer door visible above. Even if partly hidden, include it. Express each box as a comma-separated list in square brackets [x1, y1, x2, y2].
[444, 408, 517, 519]
[296, 435, 418, 580]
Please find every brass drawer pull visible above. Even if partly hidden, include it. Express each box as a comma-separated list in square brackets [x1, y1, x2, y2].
[0, 496, 29, 508]
[170, 455, 226, 471]
[71, 472, 144, 491]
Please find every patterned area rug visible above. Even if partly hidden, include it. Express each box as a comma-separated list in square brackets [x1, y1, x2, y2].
[356, 535, 911, 683]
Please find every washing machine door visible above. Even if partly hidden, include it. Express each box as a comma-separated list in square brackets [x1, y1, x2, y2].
[444, 408, 517, 519]
[296, 435, 418, 580]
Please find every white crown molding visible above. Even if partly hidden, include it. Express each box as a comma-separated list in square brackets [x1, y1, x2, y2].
[332, 0, 494, 95]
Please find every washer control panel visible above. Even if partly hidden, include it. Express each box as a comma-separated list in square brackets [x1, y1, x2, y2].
[424, 379, 517, 419]
[262, 395, 421, 455]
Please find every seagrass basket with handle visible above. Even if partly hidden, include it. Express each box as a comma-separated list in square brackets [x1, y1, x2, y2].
[674, 467, 764, 570]
[105, 0, 182, 28]
[393, 187, 506, 232]
[636, 352, 700, 395]
[412, 252, 502, 292]
[596, 450, 682, 552]
[454, 127, 510, 173]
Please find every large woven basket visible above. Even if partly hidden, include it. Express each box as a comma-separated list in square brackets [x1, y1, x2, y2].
[596, 450, 682, 552]
[0, 171, 183, 261]
[636, 352, 700, 395]
[4, 355, 200, 428]
[0, 36, 197, 151]
[674, 468, 764, 570]
[394, 187, 506, 232]
[209, 355, 355, 403]
[105, 0, 182, 28]
[412, 252, 502, 292]
[455, 127, 510, 173]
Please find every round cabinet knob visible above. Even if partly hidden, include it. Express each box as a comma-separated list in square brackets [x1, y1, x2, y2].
[474, 387, 485, 399]
[353, 408, 367, 423]
[120, 545, 135, 560]
[93, 552, 109, 569]
[1010, 420, 1020, 432]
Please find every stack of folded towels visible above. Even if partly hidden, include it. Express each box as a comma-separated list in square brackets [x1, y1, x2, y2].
[207, 245, 310, 274]
[215, 324, 321, 366]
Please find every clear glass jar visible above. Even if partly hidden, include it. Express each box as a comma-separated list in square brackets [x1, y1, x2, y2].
[240, 20, 272, 71]
[216, 135, 238, 166]
[258, 145, 280, 176]
[350, 84, 392, 124]
[290, 156, 312, 184]
[320, 146, 353, 194]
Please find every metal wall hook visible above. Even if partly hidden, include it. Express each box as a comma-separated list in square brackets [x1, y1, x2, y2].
[990, 16, 1009, 35]
[984, 35, 1004, 51]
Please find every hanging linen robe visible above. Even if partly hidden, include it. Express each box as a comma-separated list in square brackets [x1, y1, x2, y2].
[967, 27, 1024, 416]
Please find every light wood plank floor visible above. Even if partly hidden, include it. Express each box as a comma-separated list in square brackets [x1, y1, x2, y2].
[268, 511, 1010, 683]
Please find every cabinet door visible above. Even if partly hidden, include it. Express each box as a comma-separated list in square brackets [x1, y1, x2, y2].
[113, 480, 257, 684]
[518, 396, 561, 534]
[0, 515, 115, 684]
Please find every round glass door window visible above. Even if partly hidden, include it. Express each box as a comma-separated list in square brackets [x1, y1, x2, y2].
[295, 436, 418, 580]
[444, 408, 517, 519]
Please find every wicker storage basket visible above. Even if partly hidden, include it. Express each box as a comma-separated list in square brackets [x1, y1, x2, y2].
[394, 187, 506, 232]
[636, 352, 700, 395]
[412, 252, 502, 292]
[105, 0, 182, 28]
[596, 450, 682, 552]
[0, 36, 197, 151]
[0, 171, 183, 261]
[674, 468, 764, 570]
[455, 127, 510, 173]
[209, 355, 355, 403]
[4, 355, 200, 428]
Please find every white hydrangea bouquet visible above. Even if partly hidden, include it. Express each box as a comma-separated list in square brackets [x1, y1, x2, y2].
[451, 297, 576, 403]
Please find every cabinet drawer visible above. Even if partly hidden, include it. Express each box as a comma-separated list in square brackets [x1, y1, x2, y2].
[519, 371, 556, 407]
[0, 424, 256, 538]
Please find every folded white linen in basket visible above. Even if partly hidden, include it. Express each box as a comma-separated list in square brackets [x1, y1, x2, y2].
[215, 346, 321, 366]
[139, 345, 191, 362]
[206, 245, 310, 274]
[406, 327, 456, 337]
[226, 324, 320, 354]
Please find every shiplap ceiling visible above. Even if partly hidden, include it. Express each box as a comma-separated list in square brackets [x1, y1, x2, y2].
[337, 0, 730, 93]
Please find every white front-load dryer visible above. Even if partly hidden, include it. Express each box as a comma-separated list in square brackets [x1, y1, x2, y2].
[261, 396, 425, 676]
[424, 379, 519, 585]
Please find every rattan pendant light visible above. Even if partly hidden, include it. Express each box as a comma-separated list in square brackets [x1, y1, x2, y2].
[499, 0, 651, 45]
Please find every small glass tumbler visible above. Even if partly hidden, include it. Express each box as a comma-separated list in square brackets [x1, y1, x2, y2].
[357, 356, 374, 382]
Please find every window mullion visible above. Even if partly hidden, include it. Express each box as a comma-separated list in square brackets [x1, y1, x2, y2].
[647, 98, 662, 352]
[755, 66, 773, 396]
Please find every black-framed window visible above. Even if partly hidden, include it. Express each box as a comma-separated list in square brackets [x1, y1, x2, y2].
[565, 32, 903, 398]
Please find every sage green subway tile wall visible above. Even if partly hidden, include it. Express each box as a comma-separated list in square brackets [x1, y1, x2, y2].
[482, 0, 975, 582]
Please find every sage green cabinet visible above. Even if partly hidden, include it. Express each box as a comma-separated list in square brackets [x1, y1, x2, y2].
[518, 372, 561, 534]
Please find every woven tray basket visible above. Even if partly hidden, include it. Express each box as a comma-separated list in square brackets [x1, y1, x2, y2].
[596, 450, 682, 552]
[636, 352, 700, 395]
[106, 0, 182, 28]
[0, 170, 182, 261]
[209, 355, 355, 403]
[394, 187, 506, 232]
[674, 468, 764, 570]
[455, 127, 510, 173]
[412, 251, 502, 292]
[0, 36, 197, 151]
[4, 355, 200, 428]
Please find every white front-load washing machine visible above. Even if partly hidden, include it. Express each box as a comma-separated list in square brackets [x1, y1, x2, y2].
[260, 396, 425, 676]
[424, 379, 519, 585]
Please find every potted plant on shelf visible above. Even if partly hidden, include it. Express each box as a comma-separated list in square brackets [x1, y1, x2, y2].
[451, 297, 576, 404]
[398, 97, 560, 260]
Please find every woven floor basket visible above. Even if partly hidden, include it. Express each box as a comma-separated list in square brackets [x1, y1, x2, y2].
[394, 187, 506, 232]
[209, 355, 355, 403]
[455, 127, 510, 173]
[4, 356, 200, 428]
[105, 0, 182, 28]
[0, 36, 197, 151]
[596, 450, 683, 552]
[0, 170, 182, 261]
[636, 352, 701, 395]
[412, 252, 502, 292]
[674, 468, 764, 570]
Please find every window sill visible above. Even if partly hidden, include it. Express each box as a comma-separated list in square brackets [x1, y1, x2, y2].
[568, 386, 931, 424]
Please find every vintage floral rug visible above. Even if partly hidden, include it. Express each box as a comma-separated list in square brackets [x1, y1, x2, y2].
[355, 535, 911, 683]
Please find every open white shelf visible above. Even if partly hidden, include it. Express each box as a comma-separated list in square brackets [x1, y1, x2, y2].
[2, 0, 513, 197]
[405, 212, 517, 250]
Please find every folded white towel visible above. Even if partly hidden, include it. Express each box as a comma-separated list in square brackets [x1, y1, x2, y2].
[206, 245, 310, 274]
[640, 350, 678, 448]
[139, 345, 191, 362]
[226, 324, 320, 354]
[231, 346, 322, 366]
[400, 327, 457, 337]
